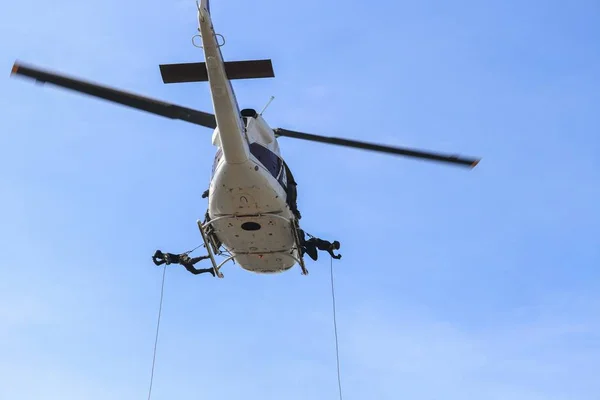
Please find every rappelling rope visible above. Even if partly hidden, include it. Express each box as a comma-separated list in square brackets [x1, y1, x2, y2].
[147, 264, 167, 400]
[147, 242, 203, 399]
[329, 255, 344, 400]
[144, 247, 342, 400]
[183, 243, 204, 255]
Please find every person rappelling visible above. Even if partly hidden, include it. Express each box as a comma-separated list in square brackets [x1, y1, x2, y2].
[298, 229, 342, 261]
[152, 250, 216, 276]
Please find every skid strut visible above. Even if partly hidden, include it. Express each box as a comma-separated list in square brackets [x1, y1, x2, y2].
[291, 219, 308, 275]
[196, 219, 224, 278]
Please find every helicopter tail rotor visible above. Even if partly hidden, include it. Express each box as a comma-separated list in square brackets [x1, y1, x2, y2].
[273, 128, 480, 168]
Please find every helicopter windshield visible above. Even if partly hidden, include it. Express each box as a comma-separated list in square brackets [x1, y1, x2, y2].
[249, 142, 283, 181]
[211, 143, 286, 189]
[212, 148, 223, 177]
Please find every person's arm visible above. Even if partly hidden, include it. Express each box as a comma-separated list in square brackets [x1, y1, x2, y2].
[152, 250, 169, 265]
[327, 249, 342, 259]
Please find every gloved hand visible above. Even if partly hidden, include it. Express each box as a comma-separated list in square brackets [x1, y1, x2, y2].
[152, 250, 166, 266]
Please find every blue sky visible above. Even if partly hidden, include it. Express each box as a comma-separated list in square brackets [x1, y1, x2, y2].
[1, 0, 599, 398]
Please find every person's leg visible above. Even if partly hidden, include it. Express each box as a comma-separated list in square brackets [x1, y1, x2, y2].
[190, 255, 211, 264]
[182, 263, 216, 277]
[304, 239, 318, 261]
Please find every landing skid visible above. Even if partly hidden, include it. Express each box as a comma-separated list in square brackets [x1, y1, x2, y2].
[290, 218, 308, 275]
[196, 219, 224, 278]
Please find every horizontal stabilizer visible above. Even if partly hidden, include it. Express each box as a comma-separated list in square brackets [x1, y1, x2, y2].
[159, 59, 275, 84]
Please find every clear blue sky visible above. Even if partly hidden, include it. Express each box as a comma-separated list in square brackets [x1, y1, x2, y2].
[1, 0, 599, 398]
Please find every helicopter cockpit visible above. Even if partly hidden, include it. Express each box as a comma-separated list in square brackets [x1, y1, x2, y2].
[210, 112, 285, 187]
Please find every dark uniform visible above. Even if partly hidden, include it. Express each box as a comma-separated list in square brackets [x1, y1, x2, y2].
[298, 230, 342, 261]
[282, 161, 301, 220]
[152, 250, 215, 276]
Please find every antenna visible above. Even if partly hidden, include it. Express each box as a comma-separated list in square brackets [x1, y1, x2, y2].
[259, 96, 275, 116]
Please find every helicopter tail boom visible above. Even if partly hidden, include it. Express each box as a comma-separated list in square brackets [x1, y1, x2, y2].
[197, 0, 249, 164]
[159, 59, 274, 84]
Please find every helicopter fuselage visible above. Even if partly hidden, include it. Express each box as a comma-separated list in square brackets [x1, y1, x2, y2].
[207, 133, 300, 274]
[8, 0, 481, 279]
[197, 0, 303, 274]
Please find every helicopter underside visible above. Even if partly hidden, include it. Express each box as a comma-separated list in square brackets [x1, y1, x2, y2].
[205, 152, 303, 274]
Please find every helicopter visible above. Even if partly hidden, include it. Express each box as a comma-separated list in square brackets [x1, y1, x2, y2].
[9, 0, 481, 278]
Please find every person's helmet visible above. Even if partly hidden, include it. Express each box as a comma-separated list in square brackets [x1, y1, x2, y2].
[332, 241, 340, 249]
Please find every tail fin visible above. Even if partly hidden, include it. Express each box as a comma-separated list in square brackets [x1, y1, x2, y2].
[159, 59, 274, 84]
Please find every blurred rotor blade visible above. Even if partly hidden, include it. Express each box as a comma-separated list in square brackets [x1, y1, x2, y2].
[10, 61, 217, 129]
[274, 128, 480, 168]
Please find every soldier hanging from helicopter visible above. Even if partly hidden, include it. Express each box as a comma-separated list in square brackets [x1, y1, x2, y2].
[151, 226, 341, 275]
[152, 250, 216, 276]
[282, 160, 301, 220]
[298, 229, 342, 261]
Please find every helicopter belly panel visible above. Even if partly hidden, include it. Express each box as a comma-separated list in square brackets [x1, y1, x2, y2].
[234, 252, 296, 274]
[210, 214, 297, 273]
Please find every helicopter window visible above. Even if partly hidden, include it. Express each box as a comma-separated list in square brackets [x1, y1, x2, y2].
[212, 148, 223, 176]
[249, 142, 282, 180]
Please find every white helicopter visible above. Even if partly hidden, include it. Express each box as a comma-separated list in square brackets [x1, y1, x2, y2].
[10, 0, 480, 278]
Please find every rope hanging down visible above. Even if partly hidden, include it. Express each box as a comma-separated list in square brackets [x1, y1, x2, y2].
[147, 265, 167, 400]
[144, 248, 343, 400]
[330, 256, 344, 400]
[146, 243, 200, 399]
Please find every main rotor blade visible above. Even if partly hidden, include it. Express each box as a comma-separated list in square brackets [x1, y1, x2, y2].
[10, 62, 217, 129]
[274, 128, 480, 168]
